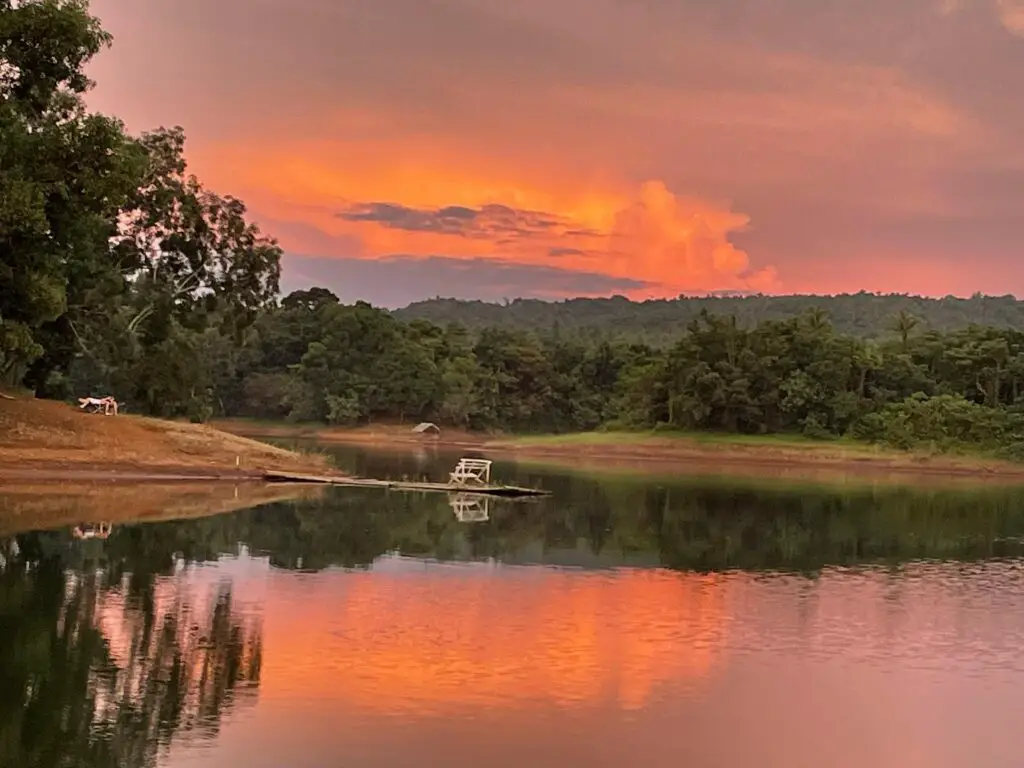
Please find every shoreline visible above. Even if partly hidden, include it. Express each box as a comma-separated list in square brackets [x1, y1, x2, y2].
[0, 464, 274, 483]
[214, 420, 1024, 483]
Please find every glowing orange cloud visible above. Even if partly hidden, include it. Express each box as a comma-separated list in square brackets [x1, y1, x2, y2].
[191, 138, 779, 298]
[999, 0, 1024, 35]
[259, 567, 730, 714]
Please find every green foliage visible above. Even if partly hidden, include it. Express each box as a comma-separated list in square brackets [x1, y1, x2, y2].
[159, 295, 1024, 457]
[2, 0, 281, 407]
[852, 394, 1023, 453]
[395, 293, 1024, 344]
[0, 0, 144, 383]
[326, 393, 361, 425]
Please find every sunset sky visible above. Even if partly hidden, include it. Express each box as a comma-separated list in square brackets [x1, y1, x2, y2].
[85, 0, 1024, 306]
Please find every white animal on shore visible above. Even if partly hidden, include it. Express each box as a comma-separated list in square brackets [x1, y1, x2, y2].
[78, 396, 119, 416]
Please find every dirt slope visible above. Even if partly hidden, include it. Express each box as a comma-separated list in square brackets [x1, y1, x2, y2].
[0, 396, 330, 476]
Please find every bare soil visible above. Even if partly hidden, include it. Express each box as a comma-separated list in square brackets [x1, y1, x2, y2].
[0, 396, 333, 479]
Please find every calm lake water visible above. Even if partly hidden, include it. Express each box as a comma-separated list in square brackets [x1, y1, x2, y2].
[5, 446, 1024, 767]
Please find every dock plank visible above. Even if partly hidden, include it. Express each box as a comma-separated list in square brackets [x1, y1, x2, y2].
[262, 471, 550, 498]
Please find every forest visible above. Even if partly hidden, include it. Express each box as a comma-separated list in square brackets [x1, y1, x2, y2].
[396, 292, 1024, 344]
[6, 0, 1024, 458]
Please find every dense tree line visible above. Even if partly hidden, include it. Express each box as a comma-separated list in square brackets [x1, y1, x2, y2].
[42, 284, 1024, 458]
[396, 293, 1024, 344]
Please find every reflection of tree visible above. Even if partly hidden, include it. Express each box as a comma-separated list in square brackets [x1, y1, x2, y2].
[90, 573, 261, 760]
[278, 479, 1024, 572]
[0, 544, 261, 768]
[140, 480, 1024, 573]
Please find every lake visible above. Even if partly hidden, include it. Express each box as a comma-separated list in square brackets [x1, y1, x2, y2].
[4, 445, 1024, 767]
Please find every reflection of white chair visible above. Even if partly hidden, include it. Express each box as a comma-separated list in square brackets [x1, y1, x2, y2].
[449, 493, 490, 523]
[449, 458, 492, 486]
[72, 522, 113, 540]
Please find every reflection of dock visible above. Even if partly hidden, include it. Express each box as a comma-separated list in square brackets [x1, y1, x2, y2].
[264, 472, 547, 497]
[449, 494, 489, 523]
[265, 458, 549, 499]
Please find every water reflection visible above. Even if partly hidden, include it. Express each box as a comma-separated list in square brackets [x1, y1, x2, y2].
[449, 493, 489, 522]
[72, 522, 113, 540]
[265, 563, 726, 715]
[0, 536, 262, 768]
[6, 457, 1024, 766]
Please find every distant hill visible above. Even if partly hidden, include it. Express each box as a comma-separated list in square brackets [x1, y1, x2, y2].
[394, 293, 1024, 343]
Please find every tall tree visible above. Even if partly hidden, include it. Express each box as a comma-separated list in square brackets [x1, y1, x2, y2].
[892, 309, 920, 353]
[112, 126, 282, 343]
[0, 0, 143, 385]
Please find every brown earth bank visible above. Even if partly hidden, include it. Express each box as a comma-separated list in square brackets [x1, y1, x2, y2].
[0, 481, 325, 537]
[0, 396, 337, 479]
[213, 420, 1024, 485]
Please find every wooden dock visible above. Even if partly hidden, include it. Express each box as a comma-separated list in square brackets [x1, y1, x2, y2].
[262, 471, 550, 498]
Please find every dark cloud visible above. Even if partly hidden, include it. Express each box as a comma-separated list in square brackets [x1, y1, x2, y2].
[336, 201, 582, 241]
[436, 205, 477, 219]
[281, 253, 649, 308]
[548, 247, 586, 257]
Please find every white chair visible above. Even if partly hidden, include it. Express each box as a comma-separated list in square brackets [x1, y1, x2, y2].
[449, 458, 492, 485]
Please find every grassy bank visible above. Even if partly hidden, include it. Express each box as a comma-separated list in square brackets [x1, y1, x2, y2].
[0, 396, 334, 478]
[497, 431, 1024, 484]
[498, 430, 1019, 473]
[214, 419, 1024, 482]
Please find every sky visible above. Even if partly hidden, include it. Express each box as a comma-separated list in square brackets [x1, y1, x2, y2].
[84, 0, 1024, 307]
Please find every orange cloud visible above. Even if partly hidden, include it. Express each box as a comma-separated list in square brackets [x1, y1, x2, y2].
[999, 0, 1024, 34]
[192, 139, 778, 298]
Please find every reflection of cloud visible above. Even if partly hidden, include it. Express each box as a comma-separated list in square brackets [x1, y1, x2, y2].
[89, 563, 264, 737]
[280, 253, 649, 307]
[261, 566, 730, 713]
